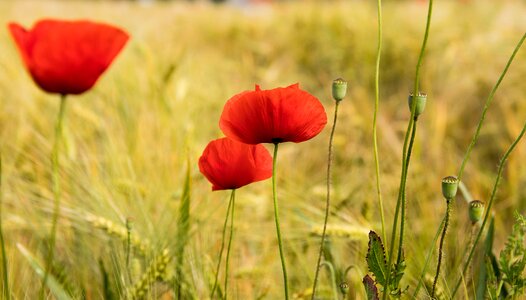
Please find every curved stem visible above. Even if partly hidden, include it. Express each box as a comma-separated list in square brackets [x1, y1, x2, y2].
[40, 95, 67, 299]
[457, 32, 526, 181]
[272, 143, 289, 300]
[312, 101, 340, 299]
[451, 119, 526, 297]
[432, 198, 452, 298]
[412, 216, 446, 298]
[210, 191, 234, 299]
[373, 0, 386, 245]
[320, 261, 339, 300]
[384, 0, 433, 297]
[224, 189, 236, 300]
[0, 153, 10, 299]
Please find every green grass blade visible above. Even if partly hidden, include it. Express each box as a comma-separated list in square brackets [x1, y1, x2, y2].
[476, 217, 495, 299]
[16, 244, 72, 300]
[175, 158, 192, 297]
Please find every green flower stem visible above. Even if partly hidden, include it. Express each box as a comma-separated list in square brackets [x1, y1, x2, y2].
[311, 100, 340, 299]
[412, 216, 446, 298]
[0, 152, 10, 299]
[272, 143, 289, 300]
[457, 32, 526, 181]
[396, 119, 417, 267]
[451, 119, 526, 297]
[126, 218, 132, 269]
[40, 95, 67, 299]
[224, 189, 236, 300]
[384, 0, 433, 297]
[373, 0, 386, 245]
[210, 191, 234, 299]
[431, 198, 452, 298]
[319, 261, 339, 300]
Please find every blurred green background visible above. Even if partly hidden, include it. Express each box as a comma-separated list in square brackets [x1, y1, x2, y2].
[0, 0, 525, 298]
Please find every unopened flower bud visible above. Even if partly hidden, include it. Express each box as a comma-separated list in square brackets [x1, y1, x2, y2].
[441, 176, 459, 200]
[408, 92, 427, 118]
[469, 200, 485, 224]
[332, 78, 347, 101]
[339, 282, 349, 294]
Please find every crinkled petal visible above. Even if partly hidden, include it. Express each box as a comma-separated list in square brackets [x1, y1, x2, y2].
[220, 84, 327, 144]
[198, 137, 272, 191]
[8, 19, 129, 95]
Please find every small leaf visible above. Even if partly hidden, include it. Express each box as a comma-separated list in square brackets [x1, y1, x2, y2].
[17, 243, 72, 300]
[363, 275, 379, 300]
[366, 230, 388, 287]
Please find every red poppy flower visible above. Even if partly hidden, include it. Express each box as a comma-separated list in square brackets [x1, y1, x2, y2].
[219, 83, 327, 144]
[199, 137, 273, 191]
[8, 19, 129, 95]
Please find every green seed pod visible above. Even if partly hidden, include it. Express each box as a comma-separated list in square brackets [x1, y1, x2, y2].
[332, 78, 347, 101]
[408, 92, 427, 117]
[339, 282, 349, 295]
[441, 176, 459, 200]
[469, 200, 485, 224]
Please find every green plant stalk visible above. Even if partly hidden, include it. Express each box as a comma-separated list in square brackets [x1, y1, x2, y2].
[451, 120, 526, 297]
[412, 216, 446, 298]
[224, 189, 236, 300]
[272, 143, 289, 300]
[431, 198, 452, 298]
[210, 191, 234, 299]
[373, 0, 386, 245]
[396, 120, 417, 267]
[457, 32, 526, 181]
[126, 219, 132, 269]
[0, 153, 10, 299]
[384, 0, 433, 297]
[320, 261, 339, 300]
[311, 100, 340, 299]
[175, 158, 191, 299]
[40, 95, 67, 299]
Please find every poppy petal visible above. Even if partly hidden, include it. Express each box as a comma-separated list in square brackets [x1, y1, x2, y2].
[8, 19, 129, 95]
[219, 84, 327, 144]
[198, 137, 272, 191]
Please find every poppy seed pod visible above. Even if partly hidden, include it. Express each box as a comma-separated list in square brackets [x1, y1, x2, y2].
[441, 176, 459, 200]
[469, 200, 485, 224]
[408, 92, 427, 118]
[332, 78, 347, 101]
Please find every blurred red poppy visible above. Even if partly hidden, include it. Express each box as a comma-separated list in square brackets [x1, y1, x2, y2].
[219, 84, 327, 144]
[8, 19, 129, 95]
[199, 137, 272, 191]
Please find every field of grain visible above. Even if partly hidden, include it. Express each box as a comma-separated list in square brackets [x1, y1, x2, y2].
[0, 0, 525, 299]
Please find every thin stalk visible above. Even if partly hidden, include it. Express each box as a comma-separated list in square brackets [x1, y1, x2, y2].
[451, 119, 526, 297]
[311, 101, 340, 299]
[412, 216, 446, 298]
[373, 0, 386, 244]
[0, 153, 10, 299]
[396, 119, 418, 266]
[272, 143, 289, 300]
[457, 32, 526, 181]
[40, 95, 67, 299]
[223, 190, 236, 300]
[126, 218, 132, 268]
[384, 0, 433, 297]
[210, 191, 234, 299]
[320, 261, 339, 300]
[431, 198, 452, 298]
